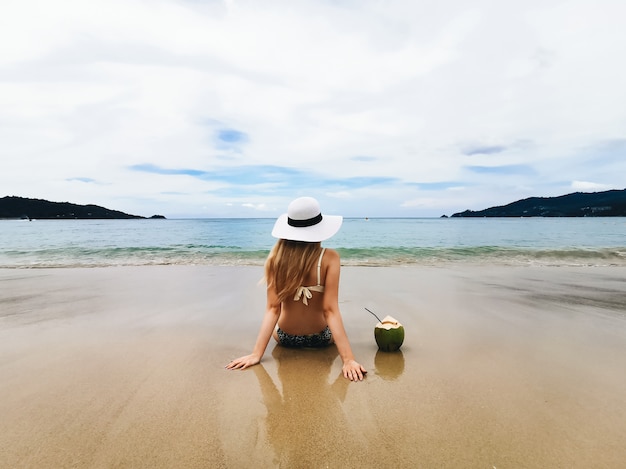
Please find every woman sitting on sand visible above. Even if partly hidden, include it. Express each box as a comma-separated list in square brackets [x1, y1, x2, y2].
[226, 197, 367, 381]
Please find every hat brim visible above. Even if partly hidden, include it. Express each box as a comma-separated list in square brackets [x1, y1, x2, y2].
[271, 214, 343, 242]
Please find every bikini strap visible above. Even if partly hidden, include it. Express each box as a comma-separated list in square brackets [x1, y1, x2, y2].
[316, 248, 326, 286]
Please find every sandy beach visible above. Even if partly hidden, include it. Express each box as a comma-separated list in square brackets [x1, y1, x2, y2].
[1, 265, 625, 468]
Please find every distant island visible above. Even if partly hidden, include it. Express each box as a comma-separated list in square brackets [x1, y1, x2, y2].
[451, 189, 626, 217]
[0, 196, 166, 220]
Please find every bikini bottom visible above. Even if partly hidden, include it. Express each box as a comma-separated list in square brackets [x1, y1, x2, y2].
[276, 326, 332, 348]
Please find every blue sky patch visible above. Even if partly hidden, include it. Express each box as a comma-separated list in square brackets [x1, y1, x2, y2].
[217, 129, 247, 144]
[67, 177, 97, 183]
[129, 163, 400, 193]
[463, 145, 507, 156]
[350, 155, 378, 162]
[466, 164, 535, 175]
[129, 163, 206, 177]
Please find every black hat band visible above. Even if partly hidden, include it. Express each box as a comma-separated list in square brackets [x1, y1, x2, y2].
[288, 213, 323, 228]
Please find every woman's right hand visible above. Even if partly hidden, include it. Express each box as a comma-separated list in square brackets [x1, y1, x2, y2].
[225, 354, 261, 370]
[342, 359, 367, 381]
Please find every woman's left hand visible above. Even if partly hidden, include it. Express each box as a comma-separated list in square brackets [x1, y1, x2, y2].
[342, 360, 367, 381]
[225, 354, 261, 370]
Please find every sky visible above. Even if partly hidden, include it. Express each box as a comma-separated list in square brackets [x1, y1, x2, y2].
[2, 0, 625, 218]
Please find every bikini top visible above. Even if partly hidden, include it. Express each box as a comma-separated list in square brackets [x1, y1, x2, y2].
[293, 248, 326, 305]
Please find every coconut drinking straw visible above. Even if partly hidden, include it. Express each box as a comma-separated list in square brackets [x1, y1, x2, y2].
[364, 308, 384, 323]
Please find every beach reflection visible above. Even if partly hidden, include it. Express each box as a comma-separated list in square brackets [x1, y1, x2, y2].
[373, 349, 405, 381]
[252, 345, 352, 467]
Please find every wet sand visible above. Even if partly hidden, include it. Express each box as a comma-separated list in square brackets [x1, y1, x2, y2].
[1, 265, 625, 468]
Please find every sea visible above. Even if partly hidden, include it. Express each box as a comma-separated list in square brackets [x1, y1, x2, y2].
[1, 217, 625, 268]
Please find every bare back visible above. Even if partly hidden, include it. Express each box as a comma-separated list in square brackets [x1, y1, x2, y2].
[273, 247, 341, 336]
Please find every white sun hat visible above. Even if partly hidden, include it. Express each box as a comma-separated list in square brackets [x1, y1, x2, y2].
[271, 197, 343, 242]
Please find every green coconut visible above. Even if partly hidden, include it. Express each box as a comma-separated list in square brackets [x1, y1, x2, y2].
[374, 315, 405, 352]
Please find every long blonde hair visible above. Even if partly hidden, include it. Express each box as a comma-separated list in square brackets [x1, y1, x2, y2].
[265, 239, 322, 303]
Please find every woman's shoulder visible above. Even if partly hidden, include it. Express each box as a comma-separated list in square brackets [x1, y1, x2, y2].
[322, 247, 340, 262]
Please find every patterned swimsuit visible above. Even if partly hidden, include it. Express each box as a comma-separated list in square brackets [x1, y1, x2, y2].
[276, 326, 332, 348]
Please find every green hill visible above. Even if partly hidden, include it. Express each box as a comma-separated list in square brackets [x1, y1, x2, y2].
[0, 196, 146, 219]
[451, 189, 626, 217]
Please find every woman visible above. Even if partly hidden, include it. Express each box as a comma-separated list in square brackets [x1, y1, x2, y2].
[225, 196, 367, 381]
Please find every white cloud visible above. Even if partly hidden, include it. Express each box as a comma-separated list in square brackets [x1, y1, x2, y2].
[1, 0, 625, 217]
[571, 181, 613, 192]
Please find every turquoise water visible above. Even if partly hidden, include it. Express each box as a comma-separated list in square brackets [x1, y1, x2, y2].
[1, 217, 625, 268]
